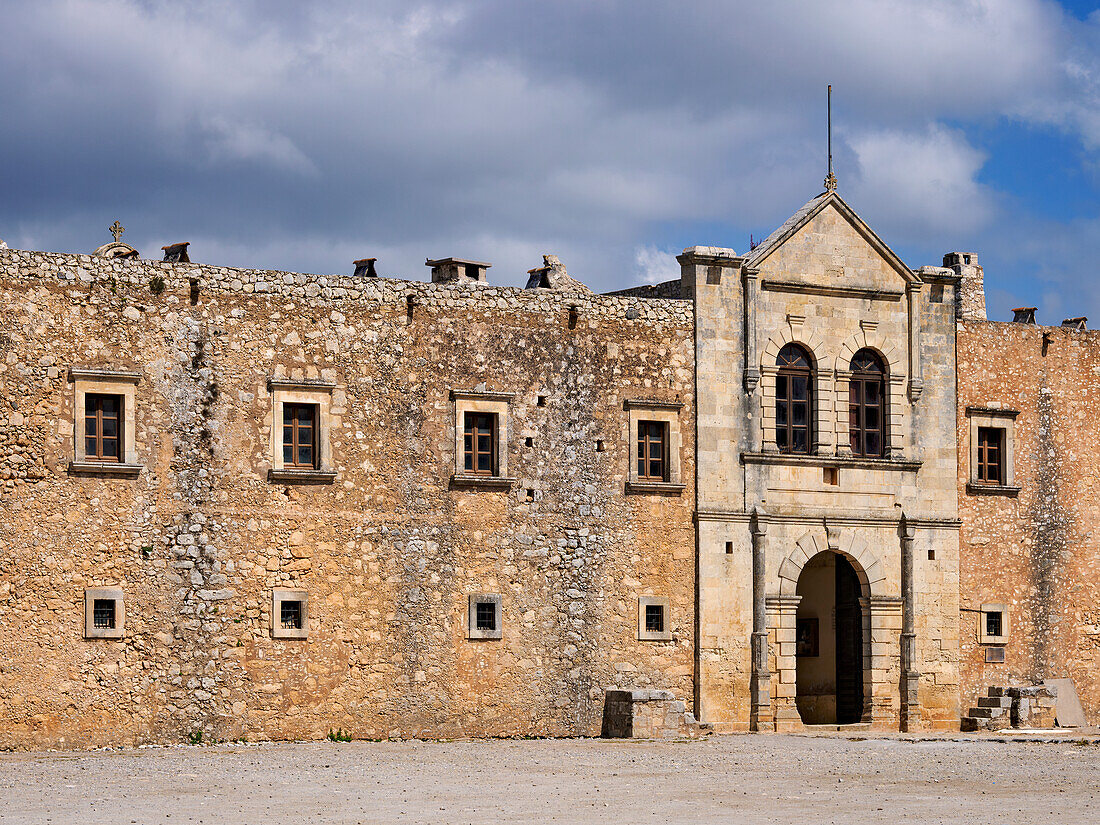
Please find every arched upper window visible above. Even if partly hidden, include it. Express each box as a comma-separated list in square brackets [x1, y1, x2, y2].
[776, 344, 814, 454]
[848, 349, 886, 457]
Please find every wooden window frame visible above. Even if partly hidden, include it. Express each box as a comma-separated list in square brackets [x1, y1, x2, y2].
[463, 411, 498, 477]
[84, 393, 123, 462]
[268, 378, 336, 483]
[976, 426, 1004, 485]
[636, 419, 669, 482]
[848, 349, 887, 458]
[282, 402, 319, 470]
[776, 345, 814, 455]
[69, 369, 141, 475]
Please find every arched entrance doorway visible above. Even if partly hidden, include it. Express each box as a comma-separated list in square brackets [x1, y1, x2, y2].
[795, 552, 866, 725]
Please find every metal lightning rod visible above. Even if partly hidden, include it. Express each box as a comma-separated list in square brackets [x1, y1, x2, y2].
[825, 85, 837, 191]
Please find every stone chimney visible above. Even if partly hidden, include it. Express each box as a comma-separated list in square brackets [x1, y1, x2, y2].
[426, 257, 490, 284]
[162, 242, 191, 263]
[944, 252, 985, 320]
[524, 254, 592, 293]
[353, 258, 378, 277]
[1062, 316, 1087, 331]
[1012, 307, 1037, 324]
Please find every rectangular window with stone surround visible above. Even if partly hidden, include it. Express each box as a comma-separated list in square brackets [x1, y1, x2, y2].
[69, 369, 142, 475]
[268, 378, 336, 483]
[84, 587, 124, 639]
[625, 400, 684, 495]
[967, 408, 1019, 495]
[451, 390, 515, 489]
[272, 589, 309, 639]
[979, 603, 1008, 645]
[637, 596, 672, 641]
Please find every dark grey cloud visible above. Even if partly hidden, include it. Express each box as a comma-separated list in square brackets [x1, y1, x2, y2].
[1, 0, 1099, 319]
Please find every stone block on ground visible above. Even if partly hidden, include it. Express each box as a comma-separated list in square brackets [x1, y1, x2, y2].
[601, 688, 710, 740]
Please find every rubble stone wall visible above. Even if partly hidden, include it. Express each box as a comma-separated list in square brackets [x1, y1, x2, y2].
[957, 320, 1100, 725]
[0, 247, 696, 749]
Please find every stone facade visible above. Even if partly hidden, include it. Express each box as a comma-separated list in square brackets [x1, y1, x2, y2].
[2, 185, 1098, 749]
[0, 248, 695, 748]
[688, 194, 960, 733]
[957, 318, 1100, 725]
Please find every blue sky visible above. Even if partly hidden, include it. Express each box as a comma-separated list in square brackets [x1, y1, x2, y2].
[3, 0, 1100, 323]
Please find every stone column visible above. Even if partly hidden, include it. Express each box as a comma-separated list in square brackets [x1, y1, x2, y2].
[767, 594, 803, 731]
[743, 268, 760, 393]
[749, 509, 773, 731]
[899, 517, 921, 731]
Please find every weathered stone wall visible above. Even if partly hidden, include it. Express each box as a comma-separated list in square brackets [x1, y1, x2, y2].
[957, 320, 1100, 725]
[0, 247, 696, 749]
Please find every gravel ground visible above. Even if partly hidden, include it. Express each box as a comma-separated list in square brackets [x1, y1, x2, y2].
[1, 733, 1098, 824]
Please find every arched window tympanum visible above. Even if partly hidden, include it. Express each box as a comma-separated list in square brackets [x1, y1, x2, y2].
[848, 349, 886, 457]
[776, 344, 814, 454]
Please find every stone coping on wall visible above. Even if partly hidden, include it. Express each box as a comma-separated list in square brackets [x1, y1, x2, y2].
[0, 247, 693, 326]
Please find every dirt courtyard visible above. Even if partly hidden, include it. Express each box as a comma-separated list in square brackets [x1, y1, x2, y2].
[1, 733, 1097, 824]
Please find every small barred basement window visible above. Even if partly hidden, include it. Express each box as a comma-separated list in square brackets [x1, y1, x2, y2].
[272, 589, 309, 639]
[979, 603, 1008, 645]
[644, 603, 665, 634]
[84, 587, 124, 639]
[637, 596, 672, 641]
[468, 594, 502, 640]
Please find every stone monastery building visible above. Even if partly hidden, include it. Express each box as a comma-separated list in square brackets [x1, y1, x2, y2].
[1, 186, 1098, 748]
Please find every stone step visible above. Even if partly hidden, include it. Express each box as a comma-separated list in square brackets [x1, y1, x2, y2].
[986, 686, 1008, 697]
[967, 706, 1007, 719]
[977, 696, 1013, 709]
[960, 717, 979, 732]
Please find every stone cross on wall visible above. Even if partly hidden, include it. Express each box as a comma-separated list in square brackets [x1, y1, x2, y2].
[110, 221, 124, 242]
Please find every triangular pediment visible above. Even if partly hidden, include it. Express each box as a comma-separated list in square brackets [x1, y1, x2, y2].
[743, 192, 917, 292]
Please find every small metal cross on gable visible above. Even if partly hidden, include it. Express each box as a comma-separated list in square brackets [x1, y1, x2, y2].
[109, 221, 125, 242]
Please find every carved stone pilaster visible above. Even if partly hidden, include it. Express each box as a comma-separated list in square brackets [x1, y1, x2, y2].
[749, 508, 772, 731]
[899, 516, 921, 731]
[907, 283, 924, 402]
[743, 268, 760, 392]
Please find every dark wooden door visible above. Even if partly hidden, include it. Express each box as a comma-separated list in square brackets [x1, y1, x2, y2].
[835, 557, 865, 724]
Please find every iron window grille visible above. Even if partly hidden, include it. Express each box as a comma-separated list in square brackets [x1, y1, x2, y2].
[463, 412, 497, 476]
[976, 427, 1004, 484]
[92, 598, 116, 629]
[637, 420, 668, 481]
[282, 404, 318, 469]
[644, 603, 665, 634]
[280, 600, 303, 630]
[985, 610, 1003, 638]
[84, 394, 122, 461]
[475, 600, 497, 631]
[848, 349, 887, 457]
[776, 344, 814, 454]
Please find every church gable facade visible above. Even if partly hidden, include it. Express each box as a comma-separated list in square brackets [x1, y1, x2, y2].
[0, 190, 1096, 748]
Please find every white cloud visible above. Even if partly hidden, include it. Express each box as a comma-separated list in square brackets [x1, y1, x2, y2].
[847, 124, 993, 237]
[633, 245, 680, 286]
